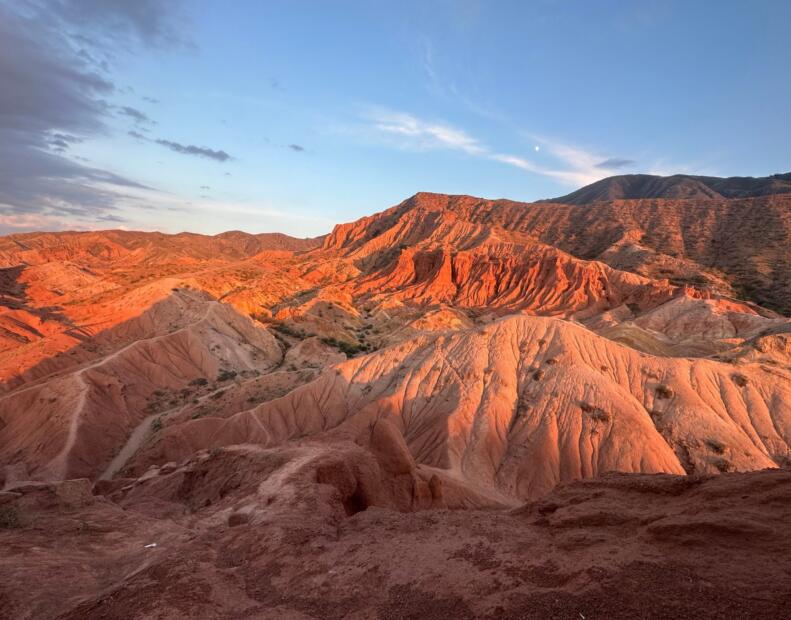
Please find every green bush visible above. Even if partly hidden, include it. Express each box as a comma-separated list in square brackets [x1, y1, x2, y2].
[320, 337, 369, 357]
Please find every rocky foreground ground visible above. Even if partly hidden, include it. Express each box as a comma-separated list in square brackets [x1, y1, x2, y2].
[1, 456, 790, 619]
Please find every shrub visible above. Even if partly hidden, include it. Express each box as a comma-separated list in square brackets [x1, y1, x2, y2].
[150, 418, 162, 432]
[271, 323, 308, 339]
[217, 369, 238, 382]
[712, 457, 733, 472]
[189, 377, 209, 387]
[731, 374, 749, 387]
[655, 385, 674, 399]
[320, 337, 367, 357]
[0, 506, 21, 529]
[705, 439, 726, 455]
[580, 402, 610, 422]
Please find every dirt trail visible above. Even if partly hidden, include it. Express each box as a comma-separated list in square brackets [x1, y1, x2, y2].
[48, 303, 219, 479]
[99, 369, 267, 481]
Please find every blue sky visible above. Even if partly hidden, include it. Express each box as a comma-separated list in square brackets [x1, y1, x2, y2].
[1, 1, 789, 237]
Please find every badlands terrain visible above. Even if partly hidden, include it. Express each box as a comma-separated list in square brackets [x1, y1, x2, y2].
[1, 171, 791, 618]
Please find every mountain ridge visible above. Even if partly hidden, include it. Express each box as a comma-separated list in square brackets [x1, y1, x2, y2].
[544, 171, 791, 204]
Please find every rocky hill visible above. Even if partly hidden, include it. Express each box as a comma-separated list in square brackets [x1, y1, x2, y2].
[1, 174, 790, 617]
[546, 171, 791, 204]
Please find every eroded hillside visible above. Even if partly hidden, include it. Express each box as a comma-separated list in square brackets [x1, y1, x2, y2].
[1, 179, 791, 618]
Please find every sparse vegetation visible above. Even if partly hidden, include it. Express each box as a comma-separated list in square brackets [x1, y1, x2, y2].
[712, 457, 733, 472]
[217, 369, 238, 382]
[271, 322, 311, 339]
[580, 401, 610, 422]
[0, 506, 21, 529]
[189, 377, 209, 387]
[731, 374, 749, 387]
[150, 417, 162, 432]
[655, 385, 674, 399]
[320, 336, 372, 357]
[705, 438, 726, 455]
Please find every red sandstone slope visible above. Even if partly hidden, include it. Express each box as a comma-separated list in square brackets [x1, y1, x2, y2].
[1, 187, 789, 498]
[324, 191, 791, 313]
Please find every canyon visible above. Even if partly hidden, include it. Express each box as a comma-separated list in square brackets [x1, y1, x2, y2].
[1, 172, 790, 618]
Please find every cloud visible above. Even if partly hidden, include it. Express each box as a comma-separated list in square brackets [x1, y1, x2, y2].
[288, 144, 305, 152]
[118, 105, 154, 125]
[596, 157, 635, 169]
[362, 108, 627, 187]
[0, 212, 115, 235]
[48, 0, 190, 50]
[366, 108, 484, 155]
[130, 131, 230, 164]
[0, 2, 186, 226]
[155, 139, 232, 162]
[142, 96, 160, 104]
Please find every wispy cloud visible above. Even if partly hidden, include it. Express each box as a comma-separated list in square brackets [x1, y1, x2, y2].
[362, 107, 632, 187]
[367, 108, 484, 155]
[155, 139, 232, 162]
[118, 105, 154, 125]
[596, 157, 635, 169]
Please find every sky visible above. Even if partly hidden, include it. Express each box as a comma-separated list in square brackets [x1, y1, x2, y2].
[1, 1, 789, 237]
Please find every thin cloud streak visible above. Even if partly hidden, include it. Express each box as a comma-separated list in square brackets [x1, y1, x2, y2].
[155, 139, 232, 162]
[118, 105, 154, 125]
[363, 108, 625, 186]
[367, 108, 484, 155]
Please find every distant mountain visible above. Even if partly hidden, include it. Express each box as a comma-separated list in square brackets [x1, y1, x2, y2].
[546, 172, 791, 205]
[0, 229, 322, 268]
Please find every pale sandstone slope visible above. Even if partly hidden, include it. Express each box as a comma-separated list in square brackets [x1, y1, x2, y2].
[136, 314, 790, 501]
[0, 289, 283, 481]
